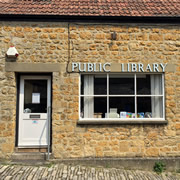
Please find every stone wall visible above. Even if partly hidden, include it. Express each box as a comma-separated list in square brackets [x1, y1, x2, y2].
[0, 21, 179, 159]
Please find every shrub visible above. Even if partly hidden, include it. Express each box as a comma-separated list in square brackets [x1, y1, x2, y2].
[153, 161, 166, 174]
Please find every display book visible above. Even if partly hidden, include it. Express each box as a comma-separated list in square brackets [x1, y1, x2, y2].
[107, 109, 152, 118]
[120, 111, 152, 118]
[93, 109, 152, 118]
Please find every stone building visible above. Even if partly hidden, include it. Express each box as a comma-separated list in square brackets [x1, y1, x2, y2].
[0, 0, 180, 169]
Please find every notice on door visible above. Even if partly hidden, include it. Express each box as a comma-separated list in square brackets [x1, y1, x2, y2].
[32, 93, 40, 104]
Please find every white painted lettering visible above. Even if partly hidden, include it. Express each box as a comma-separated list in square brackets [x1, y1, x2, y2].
[153, 63, 159, 72]
[79, 63, 86, 72]
[94, 63, 98, 72]
[131, 63, 137, 72]
[87, 63, 93, 72]
[99, 63, 102, 72]
[160, 63, 167, 72]
[121, 63, 125, 72]
[146, 64, 152, 72]
[72, 62, 167, 73]
[72, 63, 78, 72]
[138, 63, 144, 72]
[103, 63, 111, 72]
[127, 63, 130, 72]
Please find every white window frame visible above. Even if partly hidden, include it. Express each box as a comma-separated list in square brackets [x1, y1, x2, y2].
[78, 73, 166, 124]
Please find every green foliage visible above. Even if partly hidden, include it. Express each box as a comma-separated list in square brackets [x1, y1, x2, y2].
[153, 161, 166, 174]
[45, 162, 54, 168]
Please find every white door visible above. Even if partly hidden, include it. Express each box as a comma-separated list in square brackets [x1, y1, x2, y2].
[18, 76, 51, 147]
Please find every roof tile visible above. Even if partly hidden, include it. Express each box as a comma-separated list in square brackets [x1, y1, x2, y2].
[0, 0, 179, 17]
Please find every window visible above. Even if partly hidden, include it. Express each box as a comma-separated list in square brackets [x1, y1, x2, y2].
[80, 74, 165, 121]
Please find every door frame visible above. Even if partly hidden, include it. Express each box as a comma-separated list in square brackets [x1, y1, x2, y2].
[17, 74, 52, 147]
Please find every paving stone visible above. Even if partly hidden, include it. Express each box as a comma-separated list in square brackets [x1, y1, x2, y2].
[120, 174, 126, 180]
[21, 167, 33, 180]
[42, 167, 49, 178]
[0, 165, 8, 174]
[0, 163, 179, 180]
[1, 166, 12, 179]
[4, 176, 12, 180]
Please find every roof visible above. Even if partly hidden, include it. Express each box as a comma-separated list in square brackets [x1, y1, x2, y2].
[0, 0, 180, 17]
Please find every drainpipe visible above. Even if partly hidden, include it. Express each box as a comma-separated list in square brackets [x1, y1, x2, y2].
[47, 106, 51, 160]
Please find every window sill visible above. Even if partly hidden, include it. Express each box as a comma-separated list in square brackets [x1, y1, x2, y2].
[77, 118, 167, 125]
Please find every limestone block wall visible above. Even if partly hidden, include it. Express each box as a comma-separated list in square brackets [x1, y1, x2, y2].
[0, 21, 179, 159]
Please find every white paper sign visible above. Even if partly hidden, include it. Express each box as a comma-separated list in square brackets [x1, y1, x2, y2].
[32, 93, 40, 104]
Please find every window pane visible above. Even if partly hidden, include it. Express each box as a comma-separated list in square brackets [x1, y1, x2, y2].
[24, 80, 47, 113]
[137, 97, 163, 118]
[109, 74, 134, 95]
[94, 97, 107, 118]
[137, 74, 151, 95]
[81, 97, 107, 118]
[80, 97, 84, 118]
[109, 97, 135, 118]
[81, 97, 94, 118]
[81, 75, 84, 95]
[137, 74, 162, 95]
[94, 75, 107, 95]
[150, 74, 163, 95]
[81, 75, 94, 95]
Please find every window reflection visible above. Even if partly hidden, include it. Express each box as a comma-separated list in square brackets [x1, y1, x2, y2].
[24, 80, 47, 113]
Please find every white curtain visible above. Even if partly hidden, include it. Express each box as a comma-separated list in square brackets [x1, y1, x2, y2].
[151, 75, 162, 118]
[84, 75, 94, 118]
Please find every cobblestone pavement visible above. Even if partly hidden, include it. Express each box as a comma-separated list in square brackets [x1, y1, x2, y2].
[0, 164, 179, 180]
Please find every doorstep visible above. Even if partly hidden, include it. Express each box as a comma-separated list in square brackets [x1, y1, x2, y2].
[12, 147, 52, 164]
[14, 147, 48, 153]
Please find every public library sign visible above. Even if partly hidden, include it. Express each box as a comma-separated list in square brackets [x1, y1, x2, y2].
[5, 62, 174, 73]
[71, 62, 168, 73]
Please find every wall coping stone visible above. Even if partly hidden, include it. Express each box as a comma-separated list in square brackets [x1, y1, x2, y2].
[50, 157, 180, 171]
